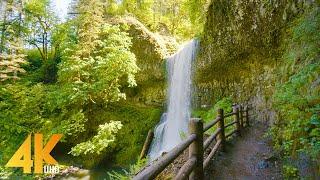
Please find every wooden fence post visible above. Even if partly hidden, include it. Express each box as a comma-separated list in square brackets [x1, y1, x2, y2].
[233, 105, 241, 136]
[245, 106, 250, 127]
[239, 105, 244, 129]
[139, 130, 154, 159]
[217, 108, 226, 151]
[189, 118, 204, 180]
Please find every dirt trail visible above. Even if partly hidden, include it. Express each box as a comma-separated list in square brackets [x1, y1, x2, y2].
[205, 121, 282, 180]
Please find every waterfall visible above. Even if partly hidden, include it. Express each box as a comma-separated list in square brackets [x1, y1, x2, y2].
[148, 39, 199, 160]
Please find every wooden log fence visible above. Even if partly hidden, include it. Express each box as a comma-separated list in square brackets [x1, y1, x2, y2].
[134, 104, 251, 180]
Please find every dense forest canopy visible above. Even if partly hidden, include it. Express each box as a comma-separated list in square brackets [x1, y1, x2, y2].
[0, 0, 319, 179]
[0, 0, 208, 178]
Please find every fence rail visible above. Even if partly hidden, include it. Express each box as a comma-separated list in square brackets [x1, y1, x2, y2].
[135, 104, 251, 180]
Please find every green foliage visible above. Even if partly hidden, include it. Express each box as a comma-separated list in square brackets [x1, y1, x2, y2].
[0, 167, 12, 179]
[195, 0, 309, 103]
[24, 0, 51, 17]
[283, 165, 299, 179]
[24, 49, 42, 72]
[192, 0, 319, 176]
[22, 49, 61, 83]
[70, 121, 123, 156]
[55, 0, 140, 161]
[193, 97, 234, 134]
[0, 0, 27, 81]
[271, 8, 320, 162]
[107, 158, 148, 179]
[0, 166, 34, 180]
[24, 0, 58, 61]
[104, 0, 206, 40]
[0, 38, 27, 81]
[0, 83, 50, 163]
[0, 82, 89, 166]
[0, 0, 143, 171]
[59, 21, 139, 105]
[0, 0, 206, 177]
[193, 97, 232, 122]
[205, 97, 233, 122]
[61, 103, 161, 168]
[100, 103, 162, 165]
[127, 158, 148, 177]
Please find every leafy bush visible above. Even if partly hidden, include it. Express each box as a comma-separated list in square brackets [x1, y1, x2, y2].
[0, 22, 143, 171]
[192, 97, 234, 134]
[70, 121, 123, 156]
[107, 158, 148, 179]
[271, 8, 320, 166]
[100, 103, 162, 165]
[283, 165, 299, 179]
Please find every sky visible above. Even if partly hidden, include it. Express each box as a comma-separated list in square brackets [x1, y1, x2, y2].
[51, 0, 72, 21]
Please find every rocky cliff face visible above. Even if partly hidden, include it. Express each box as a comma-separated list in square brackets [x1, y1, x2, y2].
[197, 3, 319, 177]
[110, 17, 178, 106]
[194, 0, 304, 107]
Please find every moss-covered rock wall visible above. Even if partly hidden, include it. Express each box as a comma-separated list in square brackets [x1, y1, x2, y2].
[197, 1, 319, 177]
[194, 0, 307, 106]
[110, 17, 178, 105]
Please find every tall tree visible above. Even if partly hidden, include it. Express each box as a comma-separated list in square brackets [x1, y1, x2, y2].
[59, 0, 139, 103]
[24, 0, 57, 62]
[58, 0, 139, 155]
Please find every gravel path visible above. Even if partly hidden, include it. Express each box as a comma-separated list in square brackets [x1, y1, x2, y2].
[205, 121, 282, 180]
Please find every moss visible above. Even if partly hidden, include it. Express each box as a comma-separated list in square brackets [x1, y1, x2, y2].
[109, 17, 177, 105]
[102, 102, 162, 165]
[62, 102, 162, 168]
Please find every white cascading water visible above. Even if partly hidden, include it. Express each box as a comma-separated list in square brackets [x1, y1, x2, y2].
[148, 39, 199, 160]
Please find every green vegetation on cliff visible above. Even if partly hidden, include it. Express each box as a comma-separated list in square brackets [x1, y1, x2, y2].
[272, 7, 320, 166]
[197, 1, 319, 177]
[0, 0, 318, 178]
